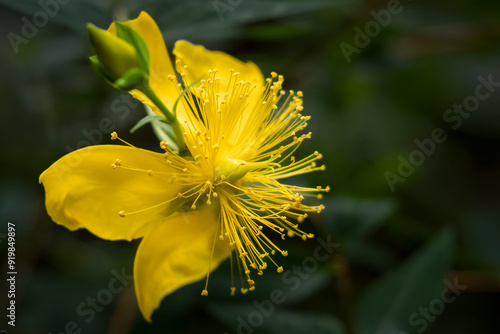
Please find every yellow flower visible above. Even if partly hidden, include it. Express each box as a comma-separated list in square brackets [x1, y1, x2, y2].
[39, 12, 328, 321]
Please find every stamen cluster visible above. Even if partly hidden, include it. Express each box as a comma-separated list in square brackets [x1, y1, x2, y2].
[111, 66, 328, 295]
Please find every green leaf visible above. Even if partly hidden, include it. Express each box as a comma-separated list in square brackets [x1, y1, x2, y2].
[354, 228, 454, 334]
[173, 75, 205, 116]
[323, 197, 396, 268]
[135, 0, 358, 43]
[460, 211, 500, 270]
[208, 302, 346, 334]
[0, 0, 112, 33]
[207, 265, 333, 305]
[129, 114, 166, 134]
[323, 197, 396, 243]
[114, 21, 150, 71]
[144, 106, 180, 152]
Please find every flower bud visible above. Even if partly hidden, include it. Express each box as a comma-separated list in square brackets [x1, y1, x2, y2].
[86, 23, 142, 81]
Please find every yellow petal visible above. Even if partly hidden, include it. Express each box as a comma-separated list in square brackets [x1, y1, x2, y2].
[108, 12, 179, 115]
[173, 40, 264, 93]
[134, 203, 229, 321]
[39, 145, 187, 241]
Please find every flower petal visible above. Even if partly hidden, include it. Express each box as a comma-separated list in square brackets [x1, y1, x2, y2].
[40, 145, 187, 241]
[108, 12, 179, 115]
[134, 203, 229, 321]
[173, 40, 264, 92]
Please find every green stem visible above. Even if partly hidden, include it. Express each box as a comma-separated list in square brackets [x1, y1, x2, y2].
[141, 83, 186, 151]
[170, 118, 188, 154]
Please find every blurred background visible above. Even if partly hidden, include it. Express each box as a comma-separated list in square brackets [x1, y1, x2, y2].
[1, 0, 499, 333]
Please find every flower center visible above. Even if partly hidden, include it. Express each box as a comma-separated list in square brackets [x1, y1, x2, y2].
[215, 158, 275, 184]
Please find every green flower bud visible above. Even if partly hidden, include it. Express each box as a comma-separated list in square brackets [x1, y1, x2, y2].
[86, 23, 142, 81]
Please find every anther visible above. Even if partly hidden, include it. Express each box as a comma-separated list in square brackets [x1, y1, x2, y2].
[277, 266, 284, 273]
[119, 211, 126, 218]
[201, 290, 208, 296]
[110, 132, 118, 140]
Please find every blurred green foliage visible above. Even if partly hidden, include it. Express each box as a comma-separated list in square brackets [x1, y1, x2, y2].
[1, 0, 499, 333]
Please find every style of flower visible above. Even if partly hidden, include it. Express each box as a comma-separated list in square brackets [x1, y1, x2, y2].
[40, 12, 328, 321]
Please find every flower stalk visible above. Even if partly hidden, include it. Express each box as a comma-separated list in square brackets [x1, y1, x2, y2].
[139, 83, 186, 152]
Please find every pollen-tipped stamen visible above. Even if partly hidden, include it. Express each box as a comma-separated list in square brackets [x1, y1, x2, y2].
[110, 131, 135, 147]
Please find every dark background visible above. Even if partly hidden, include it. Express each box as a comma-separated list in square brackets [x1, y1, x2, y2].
[1, 0, 499, 333]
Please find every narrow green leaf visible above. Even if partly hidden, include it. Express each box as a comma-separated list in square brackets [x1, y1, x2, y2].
[114, 21, 150, 71]
[172, 75, 205, 116]
[208, 302, 346, 334]
[323, 197, 396, 242]
[144, 106, 180, 152]
[460, 212, 500, 270]
[129, 114, 166, 134]
[354, 228, 454, 334]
